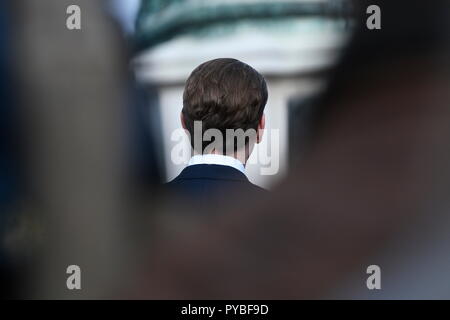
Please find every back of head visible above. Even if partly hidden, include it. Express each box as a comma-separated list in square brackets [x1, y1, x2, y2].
[182, 58, 267, 154]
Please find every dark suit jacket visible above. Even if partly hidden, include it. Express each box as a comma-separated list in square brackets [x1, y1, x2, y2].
[166, 164, 267, 204]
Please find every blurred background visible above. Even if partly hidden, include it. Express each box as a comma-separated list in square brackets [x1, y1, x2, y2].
[2, 0, 450, 299]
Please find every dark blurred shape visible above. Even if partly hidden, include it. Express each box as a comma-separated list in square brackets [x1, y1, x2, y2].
[312, 0, 450, 130]
[11, 0, 132, 298]
[312, 0, 450, 299]
[0, 0, 21, 299]
[130, 0, 450, 299]
[127, 79, 164, 189]
[287, 95, 318, 164]
[0, 2, 18, 219]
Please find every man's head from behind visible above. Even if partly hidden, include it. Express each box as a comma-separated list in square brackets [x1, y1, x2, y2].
[181, 58, 267, 164]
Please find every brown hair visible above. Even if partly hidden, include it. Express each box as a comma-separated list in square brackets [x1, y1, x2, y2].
[182, 58, 268, 154]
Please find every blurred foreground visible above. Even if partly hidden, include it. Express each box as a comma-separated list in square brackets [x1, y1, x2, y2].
[1, 0, 450, 299]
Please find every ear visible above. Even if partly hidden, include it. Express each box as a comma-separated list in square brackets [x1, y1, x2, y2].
[257, 113, 265, 144]
[180, 111, 187, 130]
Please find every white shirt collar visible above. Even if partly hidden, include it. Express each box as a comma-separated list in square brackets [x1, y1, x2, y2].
[188, 154, 246, 175]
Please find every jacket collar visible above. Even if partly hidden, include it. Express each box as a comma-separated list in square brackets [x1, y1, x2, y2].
[187, 154, 245, 174]
[175, 164, 249, 182]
